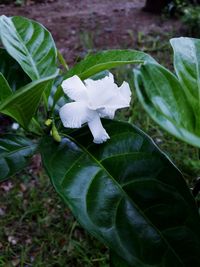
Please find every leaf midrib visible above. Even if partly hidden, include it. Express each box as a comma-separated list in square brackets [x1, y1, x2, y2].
[0, 143, 36, 158]
[64, 133, 184, 266]
[5, 17, 40, 80]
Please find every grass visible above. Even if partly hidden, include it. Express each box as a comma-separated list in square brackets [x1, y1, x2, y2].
[1, 26, 200, 267]
[0, 170, 109, 267]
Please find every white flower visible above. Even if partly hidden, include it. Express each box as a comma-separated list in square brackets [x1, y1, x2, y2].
[59, 72, 131, 144]
[11, 123, 19, 130]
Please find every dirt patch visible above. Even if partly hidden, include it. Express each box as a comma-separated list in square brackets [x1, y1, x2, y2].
[0, 0, 182, 65]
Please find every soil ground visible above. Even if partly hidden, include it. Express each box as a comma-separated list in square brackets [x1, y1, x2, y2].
[0, 0, 182, 65]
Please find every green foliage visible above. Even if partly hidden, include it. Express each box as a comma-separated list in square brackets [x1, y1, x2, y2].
[0, 73, 13, 102]
[134, 37, 200, 148]
[66, 50, 156, 80]
[164, 0, 188, 16]
[165, 0, 200, 34]
[0, 48, 30, 91]
[182, 6, 200, 36]
[0, 72, 58, 128]
[40, 120, 200, 266]
[110, 251, 130, 267]
[0, 14, 59, 128]
[171, 37, 200, 132]
[0, 15, 58, 81]
[0, 135, 37, 181]
[0, 14, 200, 267]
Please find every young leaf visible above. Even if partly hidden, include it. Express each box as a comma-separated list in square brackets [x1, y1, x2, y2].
[0, 134, 37, 182]
[0, 48, 30, 91]
[65, 49, 156, 80]
[134, 63, 200, 148]
[57, 49, 69, 71]
[40, 120, 200, 267]
[0, 15, 58, 81]
[0, 71, 58, 128]
[0, 73, 13, 102]
[171, 37, 200, 133]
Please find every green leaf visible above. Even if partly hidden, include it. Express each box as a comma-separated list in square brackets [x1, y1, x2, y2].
[0, 71, 58, 128]
[65, 49, 156, 80]
[40, 120, 200, 267]
[57, 49, 69, 71]
[170, 37, 200, 133]
[110, 251, 131, 267]
[47, 75, 65, 112]
[0, 48, 30, 91]
[134, 63, 200, 148]
[0, 15, 57, 81]
[0, 134, 37, 182]
[0, 72, 13, 102]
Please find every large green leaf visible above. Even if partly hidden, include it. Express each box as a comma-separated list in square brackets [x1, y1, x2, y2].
[171, 37, 200, 133]
[0, 48, 30, 91]
[110, 251, 131, 267]
[0, 134, 37, 182]
[0, 15, 57, 81]
[40, 120, 200, 267]
[65, 49, 156, 80]
[0, 72, 58, 128]
[0, 72, 13, 102]
[134, 62, 200, 148]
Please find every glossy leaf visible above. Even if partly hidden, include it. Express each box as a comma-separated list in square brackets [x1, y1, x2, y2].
[0, 15, 57, 81]
[65, 49, 156, 80]
[0, 48, 30, 91]
[110, 251, 131, 267]
[171, 37, 200, 133]
[0, 134, 37, 181]
[40, 120, 200, 267]
[0, 72, 58, 128]
[134, 63, 200, 148]
[47, 75, 66, 112]
[0, 72, 13, 102]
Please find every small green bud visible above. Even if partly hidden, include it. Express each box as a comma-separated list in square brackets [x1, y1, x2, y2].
[51, 124, 61, 142]
[45, 119, 52, 127]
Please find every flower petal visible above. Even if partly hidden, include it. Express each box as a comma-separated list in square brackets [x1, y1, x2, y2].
[88, 114, 110, 144]
[96, 81, 131, 119]
[61, 75, 87, 101]
[84, 73, 117, 107]
[119, 81, 132, 106]
[84, 73, 131, 114]
[59, 102, 95, 128]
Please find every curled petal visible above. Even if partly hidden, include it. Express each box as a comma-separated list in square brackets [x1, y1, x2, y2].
[88, 114, 110, 144]
[61, 75, 87, 101]
[85, 73, 131, 113]
[96, 81, 131, 119]
[59, 102, 95, 128]
[119, 81, 132, 106]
